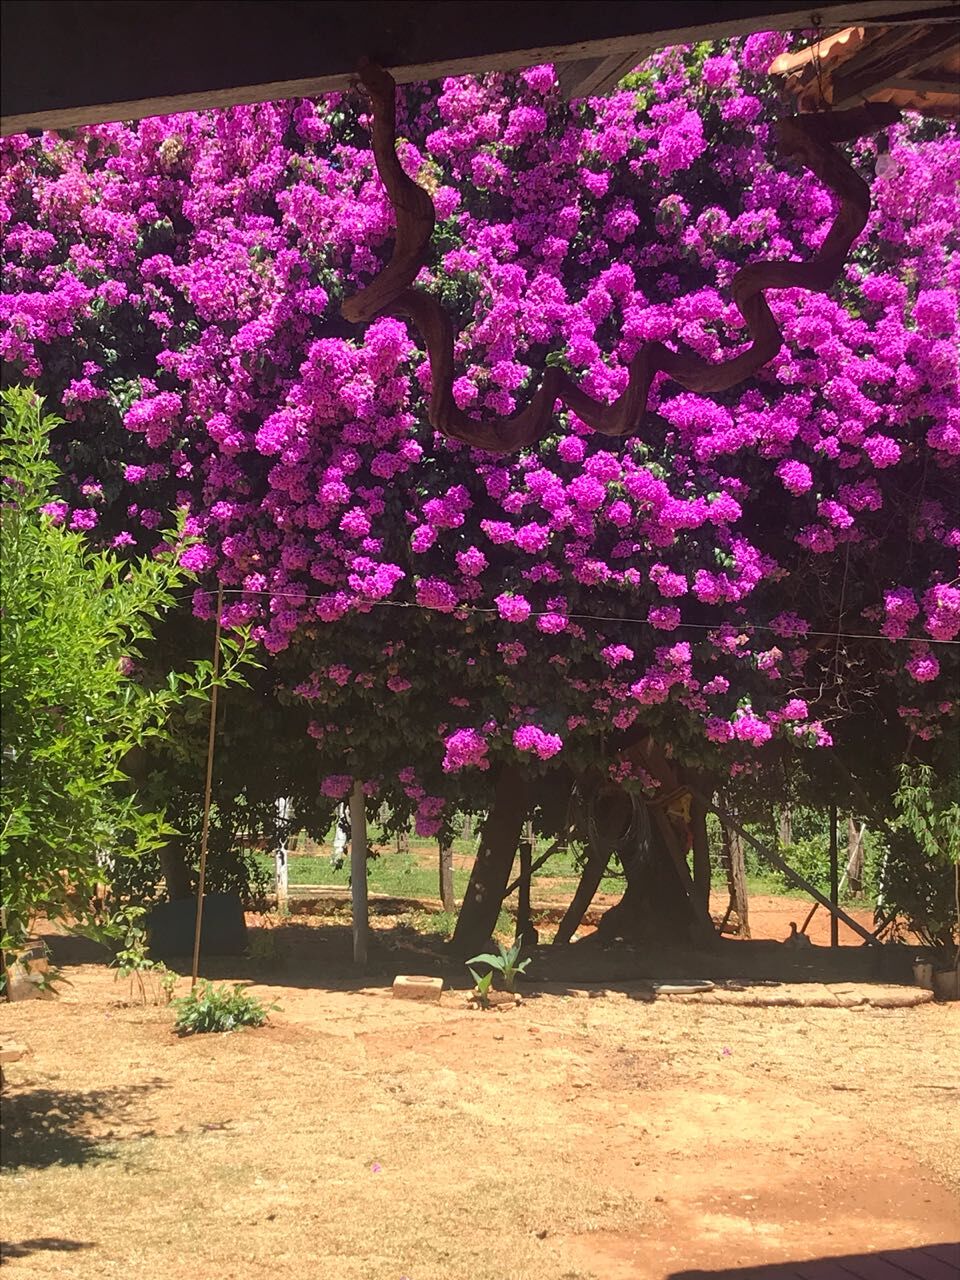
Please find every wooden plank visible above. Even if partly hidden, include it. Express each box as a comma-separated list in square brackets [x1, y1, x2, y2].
[794, 1260, 864, 1280]
[833, 1254, 942, 1279]
[833, 25, 960, 106]
[559, 48, 652, 100]
[884, 76, 960, 94]
[920, 1245, 960, 1269]
[3, 0, 949, 133]
[885, 1245, 960, 1280]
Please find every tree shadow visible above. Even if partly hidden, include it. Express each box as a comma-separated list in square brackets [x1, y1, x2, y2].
[1, 1238, 95, 1260]
[667, 1241, 960, 1278]
[148, 907, 926, 995]
[1, 1083, 161, 1170]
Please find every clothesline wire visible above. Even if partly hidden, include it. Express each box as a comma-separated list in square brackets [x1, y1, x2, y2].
[176, 585, 960, 647]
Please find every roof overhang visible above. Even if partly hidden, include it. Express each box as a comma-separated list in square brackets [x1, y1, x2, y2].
[2, 0, 956, 135]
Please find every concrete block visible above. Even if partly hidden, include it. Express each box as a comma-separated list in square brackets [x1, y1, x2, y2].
[392, 975, 443, 1003]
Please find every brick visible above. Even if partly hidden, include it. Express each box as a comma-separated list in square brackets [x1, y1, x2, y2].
[0, 1042, 28, 1063]
[392, 975, 443, 1003]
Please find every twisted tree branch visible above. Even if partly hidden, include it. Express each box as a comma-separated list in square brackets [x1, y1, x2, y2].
[342, 61, 899, 455]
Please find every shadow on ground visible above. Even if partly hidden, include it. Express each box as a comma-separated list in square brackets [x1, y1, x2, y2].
[668, 1241, 960, 1278]
[1, 1083, 161, 1170]
[41, 899, 920, 993]
[1, 1238, 95, 1261]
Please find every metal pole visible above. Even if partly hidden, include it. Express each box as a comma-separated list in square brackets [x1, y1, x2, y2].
[191, 583, 223, 990]
[349, 780, 368, 967]
[829, 804, 839, 947]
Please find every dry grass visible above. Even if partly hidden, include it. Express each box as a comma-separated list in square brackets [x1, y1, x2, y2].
[2, 954, 958, 1280]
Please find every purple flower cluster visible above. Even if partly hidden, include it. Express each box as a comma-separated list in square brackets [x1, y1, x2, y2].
[2, 36, 957, 780]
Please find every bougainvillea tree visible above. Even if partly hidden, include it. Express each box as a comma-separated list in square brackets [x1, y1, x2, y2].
[2, 36, 957, 937]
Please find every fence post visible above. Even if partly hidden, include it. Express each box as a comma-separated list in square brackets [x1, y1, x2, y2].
[439, 842, 455, 913]
[349, 781, 369, 967]
[516, 834, 535, 947]
[829, 804, 839, 947]
[275, 797, 291, 913]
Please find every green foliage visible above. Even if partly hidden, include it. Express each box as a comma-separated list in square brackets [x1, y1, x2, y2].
[467, 938, 531, 992]
[879, 831, 957, 950]
[882, 758, 960, 949]
[468, 968, 494, 1007]
[406, 908, 457, 938]
[108, 905, 175, 1004]
[893, 762, 960, 865]
[0, 387, 254, 959]
[172, 980, 274, 1035]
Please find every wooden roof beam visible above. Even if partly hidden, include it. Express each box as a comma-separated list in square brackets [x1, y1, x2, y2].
[3, 0, 956, 134]
[832, 23, 959, 104]
[557, 48, 656, 101]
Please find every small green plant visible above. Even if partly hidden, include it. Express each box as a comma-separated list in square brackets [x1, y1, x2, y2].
[158, 968, 178, 1004]
[248, 925, 280, 963]
[172, 980, 274, 1035]
[468, 968, 494, 1007]
[466, 939, 532, 993]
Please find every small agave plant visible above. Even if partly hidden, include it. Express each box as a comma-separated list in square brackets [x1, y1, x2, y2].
[466, 938, 532, 996]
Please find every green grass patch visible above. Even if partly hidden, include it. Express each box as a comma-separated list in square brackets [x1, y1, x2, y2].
[258, 847, 624, 903]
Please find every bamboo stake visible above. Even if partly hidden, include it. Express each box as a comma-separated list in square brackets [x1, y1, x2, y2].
[190, 583, 223, 990]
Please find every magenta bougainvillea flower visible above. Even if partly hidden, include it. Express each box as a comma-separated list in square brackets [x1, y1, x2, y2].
[1, 36, 957, 812]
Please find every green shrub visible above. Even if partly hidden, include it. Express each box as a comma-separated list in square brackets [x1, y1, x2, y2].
[0, 387, 254, 964]
[172, 980, 274, 1035]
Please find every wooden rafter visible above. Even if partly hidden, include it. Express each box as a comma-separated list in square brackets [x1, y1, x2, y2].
[557, 47, 656, 101]
[3, 0, 955, 134]
[770, 19, 959, 117]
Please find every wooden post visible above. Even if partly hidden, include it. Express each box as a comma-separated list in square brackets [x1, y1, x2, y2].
[778, 806, 793, 847]
[349, 780, 368, 967]
[721, 819, 751, 938]
[275, 844, 289, 913]
[847, 817, 865, 895]
[515, 835, 534, 947]
[275, 797, 290, 913]
[331, 802, 348, 869]
[439, 842, 455, 913]
[690, 790, 712, 918]
[829, 804, 839, 948]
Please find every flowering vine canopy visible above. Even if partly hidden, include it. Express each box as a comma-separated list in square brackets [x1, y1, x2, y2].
[1, 35, 957, 833]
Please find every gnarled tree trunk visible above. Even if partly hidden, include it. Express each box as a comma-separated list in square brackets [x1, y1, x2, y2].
[451, 765, 528, 956]
[592, 814, 702, 947]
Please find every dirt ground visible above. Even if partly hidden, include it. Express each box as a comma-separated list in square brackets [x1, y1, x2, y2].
[2, 919, 958, 1280]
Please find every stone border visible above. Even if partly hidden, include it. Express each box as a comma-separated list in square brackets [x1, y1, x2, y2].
[525, 981, 936, 1009]
[659, 982, 935, 1009]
